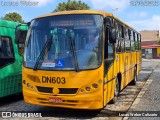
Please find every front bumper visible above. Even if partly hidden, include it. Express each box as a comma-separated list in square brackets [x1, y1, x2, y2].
[23, 87, 103, 110]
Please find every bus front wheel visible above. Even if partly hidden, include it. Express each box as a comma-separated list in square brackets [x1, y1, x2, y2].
[109, 77, 120, 104]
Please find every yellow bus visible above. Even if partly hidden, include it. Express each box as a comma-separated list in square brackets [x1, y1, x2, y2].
[20, 10, 141, 110]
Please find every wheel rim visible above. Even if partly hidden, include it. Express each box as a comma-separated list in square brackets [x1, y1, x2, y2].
[134, 69, 137, 82]
[114, 78, 119, 98]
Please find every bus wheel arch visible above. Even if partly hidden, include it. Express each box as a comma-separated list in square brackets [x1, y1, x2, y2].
[109, 73, 121, 104]
[117, 73, 122, 91]
[130, 66, 137, 85]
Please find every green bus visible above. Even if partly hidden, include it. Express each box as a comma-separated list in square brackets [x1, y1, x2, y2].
[0, 20, 27, 97]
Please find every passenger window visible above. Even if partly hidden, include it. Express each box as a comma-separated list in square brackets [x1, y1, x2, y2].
[137, 34, 141, 50]
[115, 22, 119, 38]
[130, 30, 134, 41]
[134, 33, 138, 50]
[118, 24, 124, 38]
[108, 44, 114, 59]
[128, 29, 131, 40]
[0, 36, 15, 68]
[124, 28, 129, 39]
[0, 37, 14, 58]
[131, 32, 135, 51]
[125, 29, 131, 52]
[116, 39, 125, 53]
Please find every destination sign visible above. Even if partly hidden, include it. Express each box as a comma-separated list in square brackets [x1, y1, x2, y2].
[50, 19, 94, 27]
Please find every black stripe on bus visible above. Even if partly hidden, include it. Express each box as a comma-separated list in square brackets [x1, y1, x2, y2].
[104, 77, 116, 85]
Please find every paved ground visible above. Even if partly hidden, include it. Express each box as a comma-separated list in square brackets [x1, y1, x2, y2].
[126, 59, 160, 120]
[0, 59, 159, 120]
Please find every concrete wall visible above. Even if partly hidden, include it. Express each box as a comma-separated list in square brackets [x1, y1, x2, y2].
[140, 30, 159, 41]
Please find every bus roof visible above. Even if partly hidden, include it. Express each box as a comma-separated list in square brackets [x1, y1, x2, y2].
[36, 10, 112, 18]
[0, 19, 19, 29]
[36, 10, 138, 33]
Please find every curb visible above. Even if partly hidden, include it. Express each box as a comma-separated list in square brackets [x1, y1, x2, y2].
[122, 64, 159, 120]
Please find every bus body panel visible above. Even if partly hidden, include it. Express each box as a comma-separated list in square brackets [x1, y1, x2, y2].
[22, 65, 104, 109]
[0, 20, 22, 97]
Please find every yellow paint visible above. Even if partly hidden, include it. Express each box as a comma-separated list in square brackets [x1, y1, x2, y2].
[157, 48, 160, 54]
[23, 10, 141, 109]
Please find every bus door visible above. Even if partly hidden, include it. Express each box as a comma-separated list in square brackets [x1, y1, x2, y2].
[104, 17, 117, 105]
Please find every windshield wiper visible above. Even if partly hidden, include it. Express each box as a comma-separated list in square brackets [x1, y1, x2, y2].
[33, 36, 53, 70]
[68, 30, 79, 72]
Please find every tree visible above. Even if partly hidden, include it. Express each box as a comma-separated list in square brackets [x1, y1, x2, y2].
[53, 0, 90, 12]
[2, 12, 24, 23]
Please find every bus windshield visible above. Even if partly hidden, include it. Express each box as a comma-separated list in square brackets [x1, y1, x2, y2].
[24, 14, 103, 70]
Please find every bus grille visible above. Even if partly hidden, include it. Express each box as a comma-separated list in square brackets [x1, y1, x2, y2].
[36, 86, 78, 94]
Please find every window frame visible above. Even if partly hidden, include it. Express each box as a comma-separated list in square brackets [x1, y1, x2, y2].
[125, 28, 131, 52]
[115, 21, 125, 53]
[0, 36, 15, 68]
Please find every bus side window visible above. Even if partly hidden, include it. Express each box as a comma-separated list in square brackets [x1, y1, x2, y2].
[124, 27, 129, 39]
[118, 24, 123, 38]
[115, 22, 119, 38]
[116, 23, 125, 53]
[108, 44, 114, 59]
[134, 33, 138, 50]
[0, 37, 14, 58]
[137, 34, 141, 50]
[131, 31, 135, 51]
[125, 29, 131, 52]
[0, 36, 15, 68]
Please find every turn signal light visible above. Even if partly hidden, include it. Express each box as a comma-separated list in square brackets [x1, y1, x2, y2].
[23, 80, 26, 84]
[23, 80, 34, 90]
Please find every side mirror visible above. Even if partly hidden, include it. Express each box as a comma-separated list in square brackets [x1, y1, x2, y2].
[15, 29, 28, 44]
[27, 22, 31, 27]
[15, 24, 28, 56]
[109, 29, 117, 43]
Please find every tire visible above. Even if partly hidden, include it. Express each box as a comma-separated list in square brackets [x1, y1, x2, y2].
[130, 67, 137, 85]
[109, 78, 120, 104]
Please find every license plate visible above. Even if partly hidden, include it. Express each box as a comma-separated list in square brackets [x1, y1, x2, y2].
[48, 98, 63, 103]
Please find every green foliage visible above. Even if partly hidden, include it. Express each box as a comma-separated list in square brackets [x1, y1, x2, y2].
[53, 0, 90, 12]
[2, 12, 24, 23]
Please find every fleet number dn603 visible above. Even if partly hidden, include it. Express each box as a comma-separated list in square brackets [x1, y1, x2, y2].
[42, 76, 66, 84]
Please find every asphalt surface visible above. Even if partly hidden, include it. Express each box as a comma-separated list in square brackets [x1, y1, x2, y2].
[0, 59, 159, 120]
[127, 59, 160, 120]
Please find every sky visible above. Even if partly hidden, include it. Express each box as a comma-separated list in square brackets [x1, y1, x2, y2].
[0, 0, 160, 31]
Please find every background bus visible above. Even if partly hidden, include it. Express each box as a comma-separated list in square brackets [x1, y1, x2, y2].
[18, 10, 141, 109]
[0, 20, 27, 98]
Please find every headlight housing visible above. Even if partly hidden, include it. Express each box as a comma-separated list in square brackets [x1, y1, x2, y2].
[78, 80, 102, 94]
[23, 80, 34, 90]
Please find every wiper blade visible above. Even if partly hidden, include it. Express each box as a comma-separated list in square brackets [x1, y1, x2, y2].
[33, 37, 53, 70]
[68, 30, 79, 72]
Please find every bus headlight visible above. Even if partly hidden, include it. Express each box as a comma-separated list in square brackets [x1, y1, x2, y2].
[27, 83, 31, 87]
[92, 83, 98, 88]
[81, 89, 84, 93]
[23, 80, 34, 90]
[78, 80, 101, 94]
[86, 87, 91, 91]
